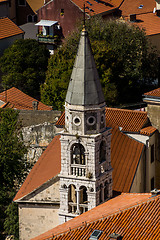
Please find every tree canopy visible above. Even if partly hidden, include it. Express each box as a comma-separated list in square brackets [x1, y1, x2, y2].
[41, 17, 158, 110]
[0, 109, 30, 240]
[0, 39, 50, 99]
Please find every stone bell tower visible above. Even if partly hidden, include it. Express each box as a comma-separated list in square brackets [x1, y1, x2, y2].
[59, 28, 113, 224]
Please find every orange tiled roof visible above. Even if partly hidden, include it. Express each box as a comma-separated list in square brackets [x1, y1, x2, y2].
[106, 107, 148, 133]
[14, 120, 144, 200]
[110, 126, 144, 192]
[55, 111, 65, 127]
[32, 193, 160, 240]
[56, 108, 149, 133]
[0, 17, 24, 40]
[0, 87, 52, 111]
[144, 87, 160, 97]
[14, 135, 61, 201]
[72, 0, 123, 16]
[140, 126, 157, 136]
[125, 12, 160, 36]
[27, 0, 44, 13]
[120, 0, 155, 17]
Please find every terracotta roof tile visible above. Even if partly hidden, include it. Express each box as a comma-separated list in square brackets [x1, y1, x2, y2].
[55, 111, 65, 127]
[31, 193, 160, 240]
[125, 12, 160, 36]
[140, 126, 157, 136]
[14, 135, 61, 201]
[72, 0, 123, 16]
[110, 126, 144, 192]
[106, 108, 148, 133]
[120, 0, 155, 17]
[144, 87, 160, 97]
[0, 17, 24, 40]
[0, 87, 52, 111]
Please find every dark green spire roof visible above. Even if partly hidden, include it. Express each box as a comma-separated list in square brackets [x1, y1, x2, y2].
[65, 29, 105, 106]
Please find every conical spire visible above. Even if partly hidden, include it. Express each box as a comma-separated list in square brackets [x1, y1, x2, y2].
[65, 28, 105, 106]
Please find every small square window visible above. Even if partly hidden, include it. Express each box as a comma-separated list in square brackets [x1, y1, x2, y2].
[90, 230, 103, 239]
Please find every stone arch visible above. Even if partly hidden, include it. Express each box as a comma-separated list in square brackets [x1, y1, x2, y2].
[99, 139, 107, 163]
[79, 186, 88, 204]
[71, 143, 85, 165]
[68, 184, 76, 203]
[79, 186, 88, 213]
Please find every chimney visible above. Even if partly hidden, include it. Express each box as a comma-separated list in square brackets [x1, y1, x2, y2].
[130, 14, 136, 22]
[109, 233, 123, 240]
[32, 101, 39, 110]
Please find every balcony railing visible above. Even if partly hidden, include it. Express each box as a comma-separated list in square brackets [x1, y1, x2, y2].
[71, 164, 86, 177]
[69, 202, 88, 214]
[37, 34, 60, 44]
[37, 35, 55, 44]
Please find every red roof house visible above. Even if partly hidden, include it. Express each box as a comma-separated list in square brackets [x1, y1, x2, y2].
[0, 87, 52, 111]
[0, 17, 24, 55]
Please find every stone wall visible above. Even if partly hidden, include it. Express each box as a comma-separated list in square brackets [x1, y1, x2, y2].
[19, 110, 61, 127]
[20, 110, 61, 163]
[22, 122, 60, 163]
[147, 104, 160, 131]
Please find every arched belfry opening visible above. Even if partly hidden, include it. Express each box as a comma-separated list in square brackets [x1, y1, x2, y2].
[71, 143, 85, 165]
[68, 184, 77, 214]
[79, 186, 88, 213]
[68, 185, 88, 214]
[99, 140, 106, 163]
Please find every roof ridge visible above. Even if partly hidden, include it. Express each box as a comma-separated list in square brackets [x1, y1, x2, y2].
[106, 107, 147, 114]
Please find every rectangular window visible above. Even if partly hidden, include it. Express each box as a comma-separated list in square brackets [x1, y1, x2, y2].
[151, 177, 154, 190]
[151, 144, 154, 163]
[60, 9, 64, 16]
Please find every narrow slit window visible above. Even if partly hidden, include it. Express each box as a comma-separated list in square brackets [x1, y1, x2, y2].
[60, 9, 64, 16]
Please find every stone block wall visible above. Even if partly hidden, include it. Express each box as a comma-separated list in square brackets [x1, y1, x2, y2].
[19, 203, 59, 240]
[20, 110, 62, 163]
[19, 110, 61, 127]
[22, 122, 57, 163]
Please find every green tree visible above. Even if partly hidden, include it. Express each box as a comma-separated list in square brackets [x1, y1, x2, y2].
[41, 17, 158, 110]
[0, 109, 30, 240]
[0, 39, 50, 99]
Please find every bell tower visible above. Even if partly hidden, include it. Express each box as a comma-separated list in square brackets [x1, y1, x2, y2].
[59, 28, 113, 224]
